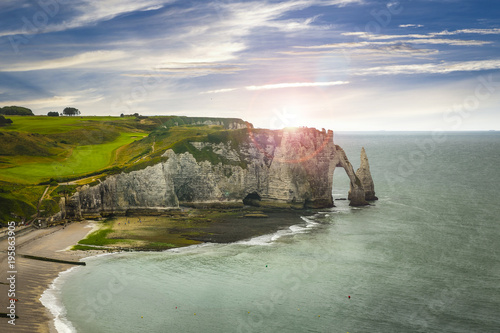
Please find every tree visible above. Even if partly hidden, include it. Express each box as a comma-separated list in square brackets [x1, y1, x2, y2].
[47, 111, 59, 117]
[0, 106, 34, 116]
[0, 115, 13, 126]
[63, 107, 80, 116]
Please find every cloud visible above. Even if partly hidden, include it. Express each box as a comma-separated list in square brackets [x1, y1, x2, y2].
[261, 15, 327, 32]
[209, 0, 362, 35]
[434, 28, 500, 36]
[200, 81, 350, 94]
[0, 50, 127, 72]
[124, 0, 362, 74]
[200, 88, 238, 94]
[405, 38, 490, 46]
[0, 95, 78, 109]
[294, 38, 491, 51]
[399, 24, 424, 28]
[0, 0, 175, 38]
[368, 44, 438, 55]
[342, 28, 500, 41]
[158, 65, 243, 73]
[246, 81, 349, 90]
[141, 5, 164, 11]
[0, 88, 106, 110]
[354, 59, 500, 76]
[282, 43, 438, 56]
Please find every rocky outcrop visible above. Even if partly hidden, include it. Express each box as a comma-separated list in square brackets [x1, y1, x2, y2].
[164, 116, 250, 130]
[356, 147, 378, 201]
[63, 127, 374, 218]
[337, 146, 369, 206]
[197, 120, 248, 129]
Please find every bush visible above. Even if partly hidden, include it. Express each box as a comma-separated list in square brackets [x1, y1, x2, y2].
[0, 115, 13, 126]
[0, 106, 33, 115]
[40, 199, 60, 216]
[54, 185, 78, 196]
[47, 111, 59, 117]
[63, 107, 80, 116]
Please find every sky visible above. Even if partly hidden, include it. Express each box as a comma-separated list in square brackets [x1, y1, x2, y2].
[0, 0, 499, 131]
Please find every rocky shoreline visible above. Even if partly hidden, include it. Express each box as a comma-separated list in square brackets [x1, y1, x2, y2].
[75, 206, 318, 252]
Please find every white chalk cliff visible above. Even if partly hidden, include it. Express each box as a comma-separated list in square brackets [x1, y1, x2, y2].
[61, 127, 375, 218]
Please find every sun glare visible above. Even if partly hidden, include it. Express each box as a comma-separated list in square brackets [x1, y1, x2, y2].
[269, 105, 303, 129]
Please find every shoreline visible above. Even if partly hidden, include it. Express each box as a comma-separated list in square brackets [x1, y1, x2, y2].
[0, 221, 107, 333]
[0, 208, 316, 332]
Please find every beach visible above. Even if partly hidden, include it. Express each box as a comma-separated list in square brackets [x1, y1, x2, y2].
[0, 209, 307, 333]
[0, 222, 104, 333]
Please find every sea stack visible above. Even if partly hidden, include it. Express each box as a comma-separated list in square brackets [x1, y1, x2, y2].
[355, 147, 378, 201]
[336, 145, 369, 206]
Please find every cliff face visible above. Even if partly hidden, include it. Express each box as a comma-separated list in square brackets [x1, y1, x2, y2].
[62, 128, 374, 218]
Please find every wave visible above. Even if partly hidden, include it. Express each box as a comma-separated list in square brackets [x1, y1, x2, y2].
[235, 215, 321, 246]
[40, 266, 82, 333]
[165, 242, 216, 254]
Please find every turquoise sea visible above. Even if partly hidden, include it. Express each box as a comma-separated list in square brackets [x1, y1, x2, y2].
[42, 132, 500, 333]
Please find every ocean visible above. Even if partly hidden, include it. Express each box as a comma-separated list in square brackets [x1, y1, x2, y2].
[41, 132, 500, 333]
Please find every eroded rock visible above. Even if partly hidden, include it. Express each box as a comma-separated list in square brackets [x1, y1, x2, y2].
[356, 147, 378, 201]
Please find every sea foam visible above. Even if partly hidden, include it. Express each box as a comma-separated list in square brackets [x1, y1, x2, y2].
[40, 266, 81, 333]
[236, 215, 320, 246]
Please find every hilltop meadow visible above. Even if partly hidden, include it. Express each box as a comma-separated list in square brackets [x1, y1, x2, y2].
[0, 114, 249, 225]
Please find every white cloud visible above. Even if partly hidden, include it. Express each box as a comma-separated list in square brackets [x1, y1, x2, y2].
[399, 24, 424, 28]
[294, 38, 491, 50]
[0, 95, 78, 109]
[354, 59, 500, 76]
[342, 28, 500, 41]
[0, 89, 106, 111]
[246, 81, 349, 90]
[435, 28, 500, 36]
[200, 81, 350, 94]
[0, 50, 127, 72]
[262, 15, 327, 32]
[282, 45, 438, 56]
[141, 5, 164, 11]
[200, 88, 238, 94]
[127, 0, 361, 75]
[406, 38, 490, 46]
[0, 0, 174, 37]
[60, 0, 173, 31]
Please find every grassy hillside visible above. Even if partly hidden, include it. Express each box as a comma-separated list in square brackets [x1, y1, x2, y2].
[0, 116, 147, 183]
[0, 132, 145, 184]
[0, 115, 249, 225]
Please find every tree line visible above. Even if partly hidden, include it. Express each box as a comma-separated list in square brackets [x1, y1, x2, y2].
[0, 106, 81, 117]
[47, 107, 81, 117]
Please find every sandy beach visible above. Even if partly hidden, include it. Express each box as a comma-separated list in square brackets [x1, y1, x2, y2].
[0, 222, 104, 333]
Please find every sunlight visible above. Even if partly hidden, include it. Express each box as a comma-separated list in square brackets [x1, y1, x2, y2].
[269, 105, 303, 129]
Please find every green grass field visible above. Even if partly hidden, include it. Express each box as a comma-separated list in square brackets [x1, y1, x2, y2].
[1, 116, 135, 134]
[0, 132, 146, 183]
